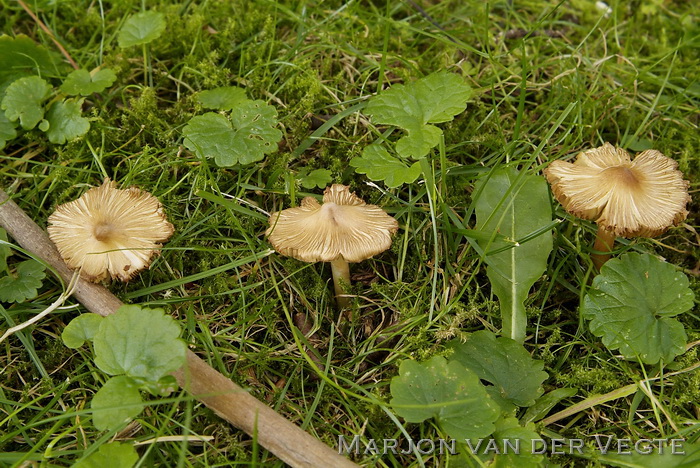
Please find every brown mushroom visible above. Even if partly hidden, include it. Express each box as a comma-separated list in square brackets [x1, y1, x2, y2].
[47, 179, 174, 282]
[266, 184, 398, 308]
[544, 143, 690, 269]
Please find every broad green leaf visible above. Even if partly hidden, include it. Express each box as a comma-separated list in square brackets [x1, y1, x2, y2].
[0, 35, 66, 87]
[182, 103, 282, 166]
[118, 11, 166, 48]
[600, 441, 700, 467]
[298, 168, 333, 189]
[365, 71, 472, 159]
[350, 144, 422, 187]
[44, 98, 90, 144]
[197, 86, 248, 110]
[581, 253, 694, 364]
[0, 109, 18, 149]
[487, 417, 546, 468]
[522, 387, 578, 424]
[1, 76, 51, 130]
[62, 314, 104, 349]
[91, 375, 143, 431]
[390, 356, 500, 440]
[0, 260, 46, 303]
[474, 168, 553, 343]
[73, 442, 139, 468]
[60, 68, 117, 95]
[449, 330, 548, 409]
[93, 305, 186, 381]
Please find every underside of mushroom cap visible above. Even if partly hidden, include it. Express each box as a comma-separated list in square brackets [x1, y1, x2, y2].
[48, 179, 174, 282]
[266, 184, 398, 263]
[544, 143, 690, 237]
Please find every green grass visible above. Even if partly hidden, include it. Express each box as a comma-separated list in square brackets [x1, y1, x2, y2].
[1, 0, 699, 466]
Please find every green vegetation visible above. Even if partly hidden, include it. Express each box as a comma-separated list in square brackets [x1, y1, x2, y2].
[1, 0, 698, 467]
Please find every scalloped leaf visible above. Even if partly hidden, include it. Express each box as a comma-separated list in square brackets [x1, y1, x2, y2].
[44, 98, 90, 144]
[93, 305, 186, 382]
[298, 168, 333, 189]
[0, 111, 17, 150]
[118, 11, 166, 48]
[0, 260, 46, 303]
[364, 71, 472, 159]
[390, 356, 500, 440]
[581, 253, 694, 364]
[182, 102, 281, 167]
[449, 330, 548, 410]
[350, 144, 422, 188]
[1, 76, 51, 130]
[60, 68, 117, 96]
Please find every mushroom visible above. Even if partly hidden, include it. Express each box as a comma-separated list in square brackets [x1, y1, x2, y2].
[544, 143, 690, 269]
[265, 184, 398, 308]
[47, 179, 174, 282]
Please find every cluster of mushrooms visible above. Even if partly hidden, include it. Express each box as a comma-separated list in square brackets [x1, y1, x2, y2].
[47, 143, 690, 307]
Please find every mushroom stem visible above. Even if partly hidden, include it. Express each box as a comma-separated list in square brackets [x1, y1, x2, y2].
[330, 258, 351, 308]
[592, 227, 616, 270]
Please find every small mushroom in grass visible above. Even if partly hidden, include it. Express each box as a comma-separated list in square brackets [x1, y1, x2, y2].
[544, 143, 690, 269]
[266, 184, 398, 308]
[48, 179, 174, 282]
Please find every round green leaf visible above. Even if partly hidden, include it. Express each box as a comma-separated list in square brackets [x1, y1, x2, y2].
[390, 356, 500, 440]
[1, 76, 51, 130]
[60, 68, 117, 96]
[582, 253, 694, 364]
[91, 375, 143, 431]
[44, 98, 90, 144]
[93, 305, 186, 381]
[197, 86, 248, 110]
[118, 11, 166, 48]
[62, 314, 104, 349]
[73, 442, 139, 468]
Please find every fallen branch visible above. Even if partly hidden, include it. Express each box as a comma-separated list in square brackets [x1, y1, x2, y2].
[0, 189, 358, 468]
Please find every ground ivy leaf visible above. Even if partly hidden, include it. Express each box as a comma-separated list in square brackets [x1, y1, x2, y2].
[298, 168, 333, 189]
[581, 253, 694, 364]
[118, 11, 166, 48]
[62, 314, 104, 349]
[183, 103, 281, 166]
[0, 111, 17, 150]
[60, 68, 117, 95]
[197, 86, 248, 110]
[44, 98, 90, 144]
[350, 144, 422, 188]
[0, 259, 46, 303]
[364, 71, 472, 159]
[91, 375, 143, 432]
[73, 442, 139, 468]
[390, 356, 500, 440]
[474, 167, 553, 343]
[93, 305, 186, 381]
[449, 330, 548, 409]
[1, 76, 51, 130]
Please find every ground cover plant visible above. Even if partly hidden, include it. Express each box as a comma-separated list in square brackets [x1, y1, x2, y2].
[0, 0, 698, 467]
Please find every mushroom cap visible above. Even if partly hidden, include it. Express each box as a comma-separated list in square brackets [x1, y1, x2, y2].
[544, 143, 690, 237]
[47, 179, 174, 282]
[265, 184, 398, 263]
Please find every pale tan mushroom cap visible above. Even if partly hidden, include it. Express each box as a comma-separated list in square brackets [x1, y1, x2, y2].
[544, 143, 690, 237]
[47, 180, 174, 282]
[266, 184, 398, 263]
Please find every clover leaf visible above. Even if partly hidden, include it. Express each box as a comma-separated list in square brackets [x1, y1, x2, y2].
[390, 356, 500, 440]
[91, 375, 143, 431]
[62, 313, 104, 349]
[449, 330, 548, 410]
[118, 11, 166, 48]
[0, 259, 46, 303]
[60, 68, 117, 96]
[1, 76, 51, 130]
[44, 98, 90, 144]
[364, 71, 472, 159]
[298, 168, 333, 189]
[197, 86, 248, 110]
[73, 442, 139, 468]
[93, 305, 186, 382]
[581, 253, 694, 364]
[350, 144, 422, 188]
[182, 101, 282, 167]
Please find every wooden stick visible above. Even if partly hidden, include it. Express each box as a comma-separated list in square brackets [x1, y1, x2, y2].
[0, 189, 358, 468]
